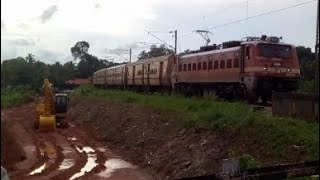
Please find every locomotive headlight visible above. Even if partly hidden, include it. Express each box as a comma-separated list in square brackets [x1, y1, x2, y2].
[287, 68, 292, 72]
[263, 66, 267, 71]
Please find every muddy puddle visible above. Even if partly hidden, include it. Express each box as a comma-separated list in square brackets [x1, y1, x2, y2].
[98, 158, 134, 178]
[58, 147, 76, 170]
[69, 146, 98, 180]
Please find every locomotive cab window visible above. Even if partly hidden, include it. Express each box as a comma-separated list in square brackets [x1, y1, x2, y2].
[257, 43, 292, 59]
[178, 65, 182, 71]
[183, 64, 187, 71]
[246, 46, 250, 60]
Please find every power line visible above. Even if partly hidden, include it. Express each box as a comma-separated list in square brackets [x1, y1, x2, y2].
[136, 42, 164, 46]
[145, 30, 175, 50]
[204, 0, 316, 30]
[178, 32, 193, 39]
[167, 0, 249, 30]
[105, 49, 129, 61]
[178, 0, 316, 39]
[147, 31, 173, 33]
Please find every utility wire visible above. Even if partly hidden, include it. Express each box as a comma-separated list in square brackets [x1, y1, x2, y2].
[106, 49, 129, 61]
[147, 31, 173, 33]
[204, 0, 316, 30]
[178, 0, 316, 39]
[168, 0, 250, 30]
[145, 30, 175, 50]
[136, 42, 164, 45]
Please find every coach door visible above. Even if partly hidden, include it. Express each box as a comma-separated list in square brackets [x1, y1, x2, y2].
[132, 65, 135, 85]
[105, 69, 108, 86]
[147, 64, 150, 85]
[142, 64, 145, 85]
[159, 61, 163, 85]
[240, 45, 245, 81]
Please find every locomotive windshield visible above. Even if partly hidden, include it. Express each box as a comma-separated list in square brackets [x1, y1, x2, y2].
[257, 43, 292, 59]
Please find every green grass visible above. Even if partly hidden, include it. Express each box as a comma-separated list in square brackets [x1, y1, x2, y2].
[75, 85, 319, 160]
[1, 85, 35, 108]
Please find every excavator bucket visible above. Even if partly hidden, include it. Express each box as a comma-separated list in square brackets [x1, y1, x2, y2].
[39, 115, 56, 132]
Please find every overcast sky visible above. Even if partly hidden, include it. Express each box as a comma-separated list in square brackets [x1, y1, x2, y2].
[1, 0, 318, 64]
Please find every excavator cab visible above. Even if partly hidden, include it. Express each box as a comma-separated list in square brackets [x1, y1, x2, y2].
[55, 94, 68, 114]
[54, 93, 69, 128]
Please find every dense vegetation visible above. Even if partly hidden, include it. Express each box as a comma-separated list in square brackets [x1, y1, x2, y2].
[1, 85, 35, 108]
[76, 85, 319, 160]
[1, 41, 124, 89]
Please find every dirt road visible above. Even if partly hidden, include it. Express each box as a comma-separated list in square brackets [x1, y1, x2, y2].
[1, 103, 156, 180]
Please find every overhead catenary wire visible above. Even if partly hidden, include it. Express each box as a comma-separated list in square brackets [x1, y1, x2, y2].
[167, 0, 250, 30]
[105, 49, 129, 61]
[178, 0, 316, 39]
[204, 0, 316, 30]
[144, 30, 175, 50]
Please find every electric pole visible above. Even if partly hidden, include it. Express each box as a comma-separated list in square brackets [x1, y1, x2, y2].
[315, 0, 319, 93]
[129, 49, 132, 63]
[174, 30, 177, 55]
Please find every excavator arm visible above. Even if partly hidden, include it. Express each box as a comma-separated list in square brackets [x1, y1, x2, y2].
[35, 79, 56, 131]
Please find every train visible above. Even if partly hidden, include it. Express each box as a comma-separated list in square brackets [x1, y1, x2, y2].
[92, 35, 301, 103]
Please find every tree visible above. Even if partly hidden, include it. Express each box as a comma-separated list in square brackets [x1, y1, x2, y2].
[296, 46, 316, 81]
[25, 53, 36, 64]
[138, 44, 174, 60]
[70, 41, 90, 60]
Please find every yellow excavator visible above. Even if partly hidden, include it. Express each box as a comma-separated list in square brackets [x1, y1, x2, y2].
[35, 79, 69, 131]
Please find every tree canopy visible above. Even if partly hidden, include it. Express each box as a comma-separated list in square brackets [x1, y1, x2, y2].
[138, 44, 174, 60]
[1, 41, 124, 89]
[70, 41, 90, 60]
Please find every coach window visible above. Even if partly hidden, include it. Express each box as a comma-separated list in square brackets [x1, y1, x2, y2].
[234, 58, 239, 68]
[208, 61, 213, 70]
[192, 63, 196, 70]
[214, 61, 219, 69]
[220, 60, 225, 69]
[188, 64, 191, 71]
[203, 62, 207, 70]
[183, 64, 187, 71]
[179, 65, 182, 71]
[227, 59, 232, 68]
[198, 62, 201, 70]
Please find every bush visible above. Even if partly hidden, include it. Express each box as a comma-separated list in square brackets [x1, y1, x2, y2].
[1, 85, 35, 108]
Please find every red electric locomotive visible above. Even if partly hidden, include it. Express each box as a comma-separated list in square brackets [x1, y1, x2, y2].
[174, 35, 301, 103]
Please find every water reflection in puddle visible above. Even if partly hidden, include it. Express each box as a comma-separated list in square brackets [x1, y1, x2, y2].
[68, 137, 77, 141]
[58, 159, 75, 170]
[98, 159, 134, 178]
[96, 147, 106, 152]
[69, 146, 97, 180]
[29, 163, 46, 175]
[62, 147, 74, 155]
